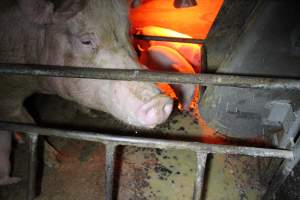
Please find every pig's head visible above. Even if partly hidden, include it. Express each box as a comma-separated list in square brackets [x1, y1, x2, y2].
[18, 0, 173, 128]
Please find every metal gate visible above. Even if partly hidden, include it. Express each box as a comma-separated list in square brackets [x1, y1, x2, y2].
[0, 63, 300, 200]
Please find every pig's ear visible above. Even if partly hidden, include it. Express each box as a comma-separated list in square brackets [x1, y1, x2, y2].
[18, 0, 86, 25]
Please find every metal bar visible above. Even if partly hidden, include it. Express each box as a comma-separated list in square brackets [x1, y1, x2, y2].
[133, 35, 205, 44]
[27, 133, 38, 200]
[1, 64, 300, 90]
[0, 122, 294, 159]
[105, 144, 117, 200]
[193, 152, 208, 200]
[263, 135, 300, 200]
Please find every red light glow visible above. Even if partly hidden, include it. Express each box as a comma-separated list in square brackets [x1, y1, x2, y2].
[130, 0, 226, 143]
[129, 0, 223, 39]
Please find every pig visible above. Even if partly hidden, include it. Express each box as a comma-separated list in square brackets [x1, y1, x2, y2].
[0, 0, 173, 185]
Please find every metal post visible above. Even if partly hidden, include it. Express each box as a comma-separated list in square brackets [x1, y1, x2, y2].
[193, 152, 208, 200]
[27, 133, 38, 200]
[105, 143, 117, 200]
[263, 136, 300, 200]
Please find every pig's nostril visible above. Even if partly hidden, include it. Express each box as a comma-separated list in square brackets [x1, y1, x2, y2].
[137, 99, 173, 128]
[164, 103, 173, 114]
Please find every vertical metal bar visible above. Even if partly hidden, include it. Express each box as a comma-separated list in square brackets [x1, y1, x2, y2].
[263, 136, 300, 200]
[193, 152, 208, 200]
[105, 143, 117, 200]
[27, 133, 38, 200]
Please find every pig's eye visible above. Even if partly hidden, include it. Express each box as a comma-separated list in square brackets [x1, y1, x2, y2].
[79, 33, 99, 50]
[81, 40, 92, 45]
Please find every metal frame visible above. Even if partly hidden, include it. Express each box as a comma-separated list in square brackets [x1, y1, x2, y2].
[0, 35, 299, 199]
[0, 122, 295, 200]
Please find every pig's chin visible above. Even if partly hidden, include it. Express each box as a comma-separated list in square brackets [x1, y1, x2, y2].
[127, 120, 160, 129]
[130, 122, 157, 129]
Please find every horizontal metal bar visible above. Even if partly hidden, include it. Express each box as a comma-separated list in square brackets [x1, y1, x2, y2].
[133, 34, 205, 44]
[1, 64, 300, 90]
[0, 122, 294, 159]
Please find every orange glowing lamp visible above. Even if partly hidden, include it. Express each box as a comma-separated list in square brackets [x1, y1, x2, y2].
[129, 0, 223, 111]
[129, 0, 224, 39]
[130, 0, 226, 142]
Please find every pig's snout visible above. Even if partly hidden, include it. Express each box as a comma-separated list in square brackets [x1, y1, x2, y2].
[136, 95, 173, 128]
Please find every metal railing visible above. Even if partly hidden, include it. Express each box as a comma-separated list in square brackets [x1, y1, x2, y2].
[0, 122, 295, 200]
[1, 64, 300, 90]
[0, 63, 300, 200]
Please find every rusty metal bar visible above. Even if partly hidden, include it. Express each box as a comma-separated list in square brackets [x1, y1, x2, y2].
[1, 64, 300, 90]
[0, 122, 294, 159]
[27, 133, 38, 200]
[193, 152, 208, 200]
[133, 34, 205, 44]
[105, 143, 117, 200]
